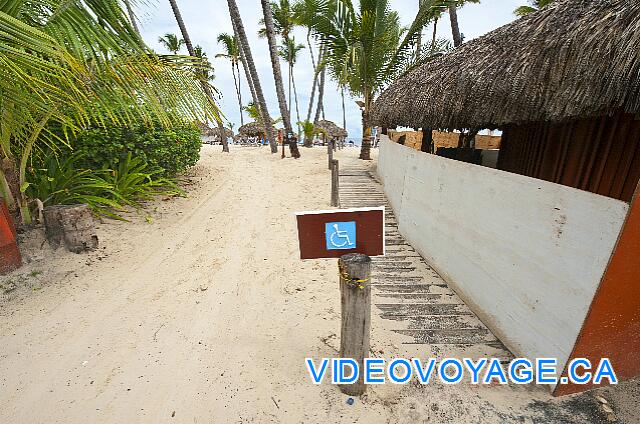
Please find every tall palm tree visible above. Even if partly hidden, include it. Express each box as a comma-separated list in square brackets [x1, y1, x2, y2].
[226, 0, 278, 153]
[447, 0, 480, 47]
[124, 0, 141, 36]
[158, 33, 184, 54]
[293, 0, 323, 123]
[515, 0, 554, 16]
[168, 0, 230, 152]
[216, 33, 244, 126]
[278, 37, 305, 139]
[261, 0, 301, 158]
[314, 0, 445, 160]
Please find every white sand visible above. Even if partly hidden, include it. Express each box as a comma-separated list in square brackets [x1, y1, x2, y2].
[0, 145, 637, 423]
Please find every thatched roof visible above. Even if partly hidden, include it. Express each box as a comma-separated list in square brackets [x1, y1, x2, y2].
[238, 121, 274, 137]
[206, 126, 233, 139]
[371, 0, 640, 130]
[315, 120, 348, 139]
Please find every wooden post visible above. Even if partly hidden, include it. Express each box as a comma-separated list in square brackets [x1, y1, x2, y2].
[331, 159, 340, 207]
[43, 204, 98, 253]
[327, 140, 334, 170]
[338, 253, 372, 396]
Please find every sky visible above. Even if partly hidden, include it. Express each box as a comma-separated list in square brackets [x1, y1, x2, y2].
[136, 0, 524, 139]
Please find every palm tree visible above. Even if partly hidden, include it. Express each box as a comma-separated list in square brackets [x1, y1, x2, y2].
[314, 0, 445, 160]
[124, 0, 141, 36]
[216, 33, 244, 126]
[293, 0, 322, 123]
[158, 33, 184, 54]
[168, 0, 229, 152]
[226, 0, 278, 153]
[278, 37, 305, 139]
[515, 0, 554, 16]
[1, 0, 218, 223]
[447, 0, 480, 47]
[261, 0, 301, 158]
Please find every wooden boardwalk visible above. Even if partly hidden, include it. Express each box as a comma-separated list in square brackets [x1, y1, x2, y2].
[339, 164, 513, 360]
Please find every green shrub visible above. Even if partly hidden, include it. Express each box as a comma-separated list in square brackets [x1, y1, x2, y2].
[71, 120, 201, 176]
[27, 150, 181, 219]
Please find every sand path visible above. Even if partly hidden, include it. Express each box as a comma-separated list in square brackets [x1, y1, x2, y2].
[1, 146, 637, 423]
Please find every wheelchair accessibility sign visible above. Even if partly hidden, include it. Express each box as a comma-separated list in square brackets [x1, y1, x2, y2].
[295, 207, 385, 260]
[326, 222, 356, 250]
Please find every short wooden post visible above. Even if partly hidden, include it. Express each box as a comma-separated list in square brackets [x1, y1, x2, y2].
[331, 159, 340, 207]
[44, 204, 98, 253]
[338, 253, 372, 396]
[328, 140, 334, 169]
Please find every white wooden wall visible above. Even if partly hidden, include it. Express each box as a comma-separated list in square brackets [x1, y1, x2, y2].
[377, 137, 629, 378]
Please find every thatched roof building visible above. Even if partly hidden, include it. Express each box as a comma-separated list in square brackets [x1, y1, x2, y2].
[371, 0, 640, 203]
[315, 120, 348, 139]
[371, 0, 640, 130]
[208, 126, 233, 139]
[238, 121, 274, 137]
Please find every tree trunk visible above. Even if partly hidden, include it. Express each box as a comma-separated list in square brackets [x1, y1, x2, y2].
[232, 18, 259, 118]
[169, 0, 229, 152]
[431, 17, 438, 52]
[124, 0, 141, 36]
[341, 86, 347, 134]
[235, 61, 244, 126]
[314, 61, 326, 125]
[306, 63, 320, 124]
[416, 0, 423, 59]
[231, 61, 243, 128]
[359, 95, 372, 160]
[228, 0, 278, 153]
[291, 64, 302, 140]
[169, 0, 195, 55]
[448, 5, 462, 47]
[43, 204, 98, 253]
[260, 0, 300, 158]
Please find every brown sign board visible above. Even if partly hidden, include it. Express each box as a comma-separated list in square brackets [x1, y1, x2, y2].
[295, 207, 385, 260]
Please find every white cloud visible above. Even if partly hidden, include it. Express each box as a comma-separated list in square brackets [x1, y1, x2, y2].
[138, 0, 523, 138]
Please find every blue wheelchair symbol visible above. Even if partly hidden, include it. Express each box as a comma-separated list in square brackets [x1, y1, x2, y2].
[326, 221, 356, 250]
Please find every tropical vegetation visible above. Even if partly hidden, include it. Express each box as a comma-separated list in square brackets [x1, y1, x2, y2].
[515, 0, 554, 16]
[1, 0, 218, 224]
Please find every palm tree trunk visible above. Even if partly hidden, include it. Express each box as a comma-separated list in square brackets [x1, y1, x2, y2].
[124, 0, 141, 36]
[230, 61, 243, 128]
[416, 0, 423, 59]
[169, 0, 229, 152]
[291, 64, 302, 140]
[260, 0, 300, 158]
[228, 0, 277, 153]
[341, 86, 347, 133]
[169, 0, 195, 55]
[448, 4, 462, 47]
[359, 93, 372, 160]
[314, 60, 326, 125]
[232, 18, 259, 118]
[235, 61, 244, 126]
[430, 17, 438, 52]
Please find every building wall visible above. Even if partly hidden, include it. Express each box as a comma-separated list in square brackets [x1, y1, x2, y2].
[498, 112, 640, 202]
[556, 185, 640, 395]
[387, 130, 502, 151]
[378, 138, 629, 390]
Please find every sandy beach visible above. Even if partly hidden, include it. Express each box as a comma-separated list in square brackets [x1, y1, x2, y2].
[0, 145, 637, 424]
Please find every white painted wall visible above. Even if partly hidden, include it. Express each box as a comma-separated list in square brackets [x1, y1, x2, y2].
[377, 137, 629, 381]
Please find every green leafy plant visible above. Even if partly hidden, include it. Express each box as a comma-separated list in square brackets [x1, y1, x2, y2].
[104, 153, 182, 208]
[70, 119, 201, 177]
[27, 150, 182, 220]
[27, 152, 123, 218]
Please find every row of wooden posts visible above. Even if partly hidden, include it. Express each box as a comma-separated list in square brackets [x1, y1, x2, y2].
[327, 139, 373, 397]
[329, 141, 339, 207]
